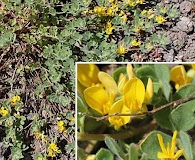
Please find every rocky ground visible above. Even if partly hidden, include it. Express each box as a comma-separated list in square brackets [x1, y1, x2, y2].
[132, 0, 195, 62]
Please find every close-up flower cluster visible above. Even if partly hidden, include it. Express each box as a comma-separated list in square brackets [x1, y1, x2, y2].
[77, 63, 195, 160]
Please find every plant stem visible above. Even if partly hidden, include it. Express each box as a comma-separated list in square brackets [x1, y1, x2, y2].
[77, 120, 157, 141]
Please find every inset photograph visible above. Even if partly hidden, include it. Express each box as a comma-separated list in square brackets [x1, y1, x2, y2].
[76, 63, 195, 160]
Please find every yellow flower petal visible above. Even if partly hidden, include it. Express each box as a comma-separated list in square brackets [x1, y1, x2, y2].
[84, 86, 110, 115]
[126, 64, 135, 80]
[123, 78, 145, 113]
[0, 107, 8, 117]
[157, 131, 184, 160]
[131, 39, 141, 46]
[170, 65, 192, 89]
[117, 43, 127, 55]
[108, 99, 131, 130]
[144, 78, 154, 103]
[174, 149, 184, 159]
[118, 73, 128, 94]
[157, 134, 167, 154]
[156, 15, 166, 24]
[191, 64, 195, 70]
[98, 71, 118, 99]
[77, 64, 100, 87]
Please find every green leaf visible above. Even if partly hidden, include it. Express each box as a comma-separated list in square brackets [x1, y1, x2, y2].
[140, 131, 172, 160]
[95, 148, 114, 160]
[178, 131, 194, 160]
[158, 34, 169, 46]
[173, 84, 195, 100]
[129, 143, 138, 160]
[77, 92, 88, 113]
[170, 84, 195, 131]
[167, 7, 180, 18]
[62, 4, 69, 12]
[170, 100, 195, 131]
[59, 95, 71, 106]
[153, 97, 173, 130]
[136, 65, 158, 84]
[97, 0, 107, 6]
[105, 137, 126, 160]
[154, 64, 171, 100]
[151, 82, 163, 105]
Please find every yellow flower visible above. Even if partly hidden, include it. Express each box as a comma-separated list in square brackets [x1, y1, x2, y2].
[117, 43, 127, 55]
[191, 64, 195, 70]
[84, 8, 93, 14]
[108, 99, 131, 130]
[131, 39, 141, 46]
[157, 131, 184, 160]
[118, 73, 129, 94]
[141, 10, 147, 15]
[121, 14, 127, 24]
[126, 64, 135, 80]
[48, 143, 61, 157]
[118, 64, 135, 94]
[111, 3, 118, 11]
[85, 155, 96, 160]
[147, 9, 154, 19]
[57, 120, 66, 133]
[34, 130, 41, 139]
[84, 72, 118, 115]
[136, 0, 145, 4]
[105, 21, 114, 35]
[0, 107, 8, 117]
[123, 78, 153, 114]
[128, 0, 136, 7]
[156, 15, 166, 24]
[147, 9, 154, 15]
[34, 130, 47, 143]
[77, 64, 100, 88]
[144, 78, 154, 103]
[133, 26, 143, 33]
[170, 65, 192, 90]
[13, 113, 21, 119]
[106, 8, 114, 16]
[109, 77, 153, 130]
[10, 95, 21, 106]
[38, 157, 46, 160]
[94, 6, 106, 16]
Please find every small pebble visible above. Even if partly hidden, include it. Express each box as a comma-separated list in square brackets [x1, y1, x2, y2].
[180, 1, 192, 14]
[176, 17, 194, 33]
